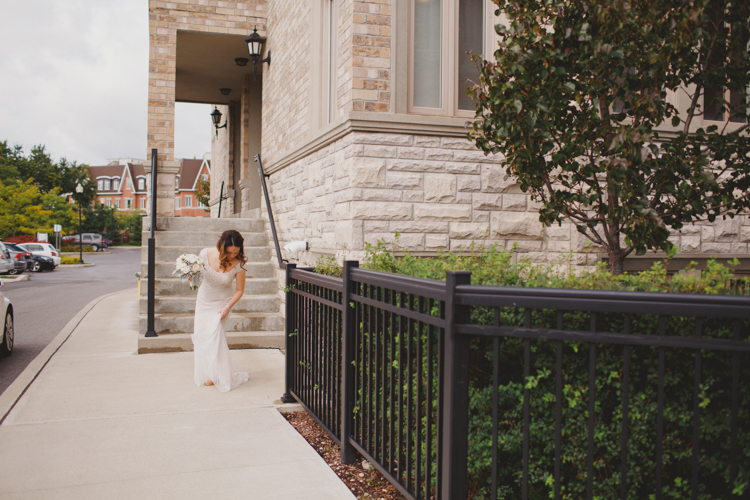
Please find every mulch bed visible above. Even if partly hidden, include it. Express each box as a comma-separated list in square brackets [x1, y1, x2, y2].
[283, 410, 407, 500]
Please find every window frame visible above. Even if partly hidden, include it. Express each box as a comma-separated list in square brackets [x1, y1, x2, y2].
[185, 195, 192, 208]
[140, 198, 146, 209]
[408, 0, 499, 117]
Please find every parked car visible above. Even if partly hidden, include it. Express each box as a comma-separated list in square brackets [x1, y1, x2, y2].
[0, 243, 12, 275]
[62, 233, 106, 251]
[18, 242, 61, 267]
[4, 243, 35, 273]
[0, 241, 27, 275]
[28, 255, 55, 272]
[0, 290, 12, 356]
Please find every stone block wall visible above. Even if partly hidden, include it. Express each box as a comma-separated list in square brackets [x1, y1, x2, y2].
[261, 131, 750, 269]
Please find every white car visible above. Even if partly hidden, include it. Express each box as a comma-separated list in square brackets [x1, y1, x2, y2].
[0, 290, 13, 356]
[18, 243, 61, 267]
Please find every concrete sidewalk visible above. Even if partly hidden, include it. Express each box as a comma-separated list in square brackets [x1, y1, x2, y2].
[0, 289, 354, 500]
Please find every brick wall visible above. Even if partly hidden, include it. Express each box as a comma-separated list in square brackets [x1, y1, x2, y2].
[147, 0, 267, 216]
[262, 0, 312, 164]
[349, 0, 391, 113]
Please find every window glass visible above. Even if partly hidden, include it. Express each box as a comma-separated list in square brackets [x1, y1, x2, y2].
[458, 0, 484, 110]
[175, 197, 180, 209]
[138, 179, 145, 190]
[186, 196, 192, 208]
[98, 180, 104, 190]
[413, 0, 443, 108]
[113, 179, 119, 190]
[141, 198, 146, 209]
[104, 180, 111, 190]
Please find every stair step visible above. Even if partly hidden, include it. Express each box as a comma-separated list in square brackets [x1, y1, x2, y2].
[138, 277, 278, 296]
[141, 245, 271, 263]
[137, 331, 285, 353]
[140, 261, 276, 279]
[142, 231, 268, 247]
[144, 217, 265, 233]
[139, 295, 281, 314]
[138, 313, 285, 334]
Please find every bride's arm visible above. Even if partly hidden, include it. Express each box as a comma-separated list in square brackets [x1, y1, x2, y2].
[219, 270, 246, 319]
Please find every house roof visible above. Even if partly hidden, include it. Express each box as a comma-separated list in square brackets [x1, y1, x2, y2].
[89, 164, 125, 180]
[178, 159, 203, 190]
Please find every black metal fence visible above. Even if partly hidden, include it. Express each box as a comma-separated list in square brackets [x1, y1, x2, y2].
[283, 262, 750, 500]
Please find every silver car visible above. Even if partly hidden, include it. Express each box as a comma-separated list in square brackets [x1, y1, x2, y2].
[0, 245, 12, 275]
[0, 241, 27, 275]
[0, 289, 13, 356]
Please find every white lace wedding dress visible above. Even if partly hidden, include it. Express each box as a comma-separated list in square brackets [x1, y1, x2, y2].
[192, 248, 249, 392]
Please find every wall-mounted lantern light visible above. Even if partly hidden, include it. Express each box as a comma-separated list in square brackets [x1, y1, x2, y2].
[220, 88, 232, 95]
[245, 27, 271, 81]
[211, 106, 227, 137]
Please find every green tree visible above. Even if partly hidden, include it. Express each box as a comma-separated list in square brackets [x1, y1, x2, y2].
[81, 203, 119, 240]
[117, 210, 144, 244]
[0, 179, 76, 238]
[195, 175, 210, 213]
[469, 0, 750, 273]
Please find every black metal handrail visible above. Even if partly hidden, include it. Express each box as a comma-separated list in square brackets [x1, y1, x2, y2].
[255, 154, 285, 269]
[284, 262, 750, 500]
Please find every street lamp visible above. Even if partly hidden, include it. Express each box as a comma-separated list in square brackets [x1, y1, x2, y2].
[75, 183, 84, 264]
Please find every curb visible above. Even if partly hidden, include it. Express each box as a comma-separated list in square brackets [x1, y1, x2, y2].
[0, 275, 30, 283]
[59, 263, 96, 268]
[0, 289, 132, 425]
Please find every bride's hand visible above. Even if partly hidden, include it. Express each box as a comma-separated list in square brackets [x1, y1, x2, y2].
[219, 306, 230, 319]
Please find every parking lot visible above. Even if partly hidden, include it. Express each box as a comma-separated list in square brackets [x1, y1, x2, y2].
[0, 247, 141, 395]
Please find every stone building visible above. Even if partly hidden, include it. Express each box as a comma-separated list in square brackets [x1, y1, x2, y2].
[147, 0, 750, 276]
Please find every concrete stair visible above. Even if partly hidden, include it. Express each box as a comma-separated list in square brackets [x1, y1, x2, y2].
[138, 217, 284, 354]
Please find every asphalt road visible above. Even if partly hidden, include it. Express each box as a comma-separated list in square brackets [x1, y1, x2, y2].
[0, 247, 142, 395]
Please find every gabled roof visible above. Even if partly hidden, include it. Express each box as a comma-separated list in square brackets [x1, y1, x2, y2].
[177, 159, 209, 191]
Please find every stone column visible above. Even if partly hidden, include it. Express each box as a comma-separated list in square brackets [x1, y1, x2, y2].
[146, 3, 179, 216]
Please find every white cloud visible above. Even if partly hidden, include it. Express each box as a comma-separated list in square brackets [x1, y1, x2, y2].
[0, 1, 209, 167]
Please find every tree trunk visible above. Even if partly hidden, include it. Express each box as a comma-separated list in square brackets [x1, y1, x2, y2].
[608, 250, 624, 275]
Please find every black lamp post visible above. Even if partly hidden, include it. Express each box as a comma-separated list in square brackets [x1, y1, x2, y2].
[75, 183, 84, 264]
[245, 27, 271, 81]
[211, 107, 227, 137]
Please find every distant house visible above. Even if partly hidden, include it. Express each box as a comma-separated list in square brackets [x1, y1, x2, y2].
[175, 158, 210, 217]
[89, 159, 148, 211]
[88, 157, 210, 217]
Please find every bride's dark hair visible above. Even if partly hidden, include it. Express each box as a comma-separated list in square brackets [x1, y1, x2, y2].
[216, 230, 248, 272]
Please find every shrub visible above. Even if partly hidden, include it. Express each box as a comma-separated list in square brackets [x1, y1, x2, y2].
[60, 256, 83, 265]
[312, 239, 750, 498]
[61, 245, 95, 253]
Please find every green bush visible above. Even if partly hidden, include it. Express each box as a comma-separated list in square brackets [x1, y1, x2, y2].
[60, 256, 83, 265]
[61, 245, 95, 253]
[313, 239, 750, 498]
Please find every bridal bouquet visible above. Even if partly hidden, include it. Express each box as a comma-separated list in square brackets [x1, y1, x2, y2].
[173, 253, 205, 290]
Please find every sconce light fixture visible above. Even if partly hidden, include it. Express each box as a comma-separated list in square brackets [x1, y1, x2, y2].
[235, 57, 249, 67]
[211, 106, 227, 137]
[245, 27, 271, 81]
[220, 88, 232, 95]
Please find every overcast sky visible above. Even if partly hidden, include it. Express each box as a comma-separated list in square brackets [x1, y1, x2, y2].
[0, 0, 210, 167]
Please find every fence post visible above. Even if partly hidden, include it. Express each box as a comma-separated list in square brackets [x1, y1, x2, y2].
[441, 271, 472, 499]
[340, 260, 359, 464]
[281, 263, 296, 403]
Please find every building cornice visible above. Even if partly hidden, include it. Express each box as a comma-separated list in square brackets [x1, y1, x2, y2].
[263, 112, 474, 175]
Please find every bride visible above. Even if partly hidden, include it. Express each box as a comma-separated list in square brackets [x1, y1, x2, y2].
[192, 229, 250, 392]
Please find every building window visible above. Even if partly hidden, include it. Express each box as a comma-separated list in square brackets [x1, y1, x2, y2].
[126, 198, 132, 209]
[201, 174, 208, 182]
[106, 198, 111, 207]
[175, 197, 180, 209]
[175, 175, 180, 190]
[409, 0, 495, 116]
[140, 198, 146, 209]
[97, 179, 104, 190]
[185, 196, 192, 208]
[127, 179, 133, 190]
[113, 178, 120, 191]
[197, 199, 205, 208]
[115, 199, 121, 209]
[704, 86, 747, 123]
[138, 178, 145, 190]
[104, 179, 111, 190]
